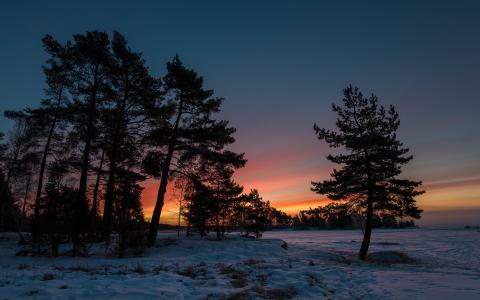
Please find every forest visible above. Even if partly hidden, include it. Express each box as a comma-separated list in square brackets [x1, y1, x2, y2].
[0, 31, 423, 261]
[0, 31, 288, 257]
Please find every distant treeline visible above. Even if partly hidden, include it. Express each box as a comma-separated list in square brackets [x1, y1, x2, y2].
[291, 203, 416, 230]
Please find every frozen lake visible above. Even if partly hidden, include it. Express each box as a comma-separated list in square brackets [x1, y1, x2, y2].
[265, 228, 480, 299]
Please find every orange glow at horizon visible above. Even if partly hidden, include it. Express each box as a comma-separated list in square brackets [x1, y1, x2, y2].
[140, 153, 480, 226]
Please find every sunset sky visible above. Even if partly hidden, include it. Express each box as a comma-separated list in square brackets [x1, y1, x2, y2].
[0, 1, 479, 227]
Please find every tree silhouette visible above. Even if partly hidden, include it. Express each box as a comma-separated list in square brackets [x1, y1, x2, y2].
[180, 153, 245, 238]
[312, 86, 424, 260]
[238, 190, 270, 239]
[115, 169, 145, 257]
[28, 34, 73, 245]
[41, 160, 72, 257]
[101, 31, 160, 242]
[145, 56, 239, 246]
[0, 116, 37, 232]
[69, 31, 112, 254]
[182, 180, 212, 236]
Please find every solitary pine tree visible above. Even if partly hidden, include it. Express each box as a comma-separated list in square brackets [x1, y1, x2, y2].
[312, 86, 424, 260]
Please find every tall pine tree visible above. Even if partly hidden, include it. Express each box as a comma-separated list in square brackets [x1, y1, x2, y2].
[145, 56, 239, 246]
[312, 86, 424, 260]
[69, 31, 111, 254]
[29, 34, 73, 245]
[101, 32, 160, 241]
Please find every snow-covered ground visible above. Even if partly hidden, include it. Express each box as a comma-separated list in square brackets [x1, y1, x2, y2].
[0, 228, 479, 299]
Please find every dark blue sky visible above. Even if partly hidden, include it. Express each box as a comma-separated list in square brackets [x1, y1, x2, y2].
[1, 0, 479, 226]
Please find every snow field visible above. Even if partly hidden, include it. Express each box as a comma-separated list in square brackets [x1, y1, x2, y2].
[0, 228, 479, 299]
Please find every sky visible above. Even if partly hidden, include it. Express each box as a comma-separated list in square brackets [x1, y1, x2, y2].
[0, 0, 479, 227]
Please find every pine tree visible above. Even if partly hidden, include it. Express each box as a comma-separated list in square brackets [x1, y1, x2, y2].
[101, 31, 160, 241]
[27, 34, 73, 245]
[180, 154, 244, 238]
[41, 161, 72, 257]
[312, 86, 424, 260]
[68, 31, 111, 253]
[145, 56, 239, 246]
[182, 180, 212, 236]
[204, 162, 244, 239]
[115, 169, 145, 257]
[269, 208, 292, 228]
[240, 190, 270, 239]
[89, 140, 107, 234]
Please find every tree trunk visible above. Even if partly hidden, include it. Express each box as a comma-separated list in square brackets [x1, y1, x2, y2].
[147, 99, 184, 247]
[1, 150, 19, 232]
[118, 209, 126, 258]
[146, 146, 174, 246]
[32, 119, 56, 242]
[102, 139, 119, 241]
[74, 68, 98, 255]
[51, 194, 58, 257]
[0, 186, 5, 233]
[215, 179, 222, 239]
[102, 78, 128, 242]
[216, 214, 220, 239]
[5, 148, 20, 189]
[177, 191, 182, 238]
[33, 82, 64, 243]
[74, 116, 94, 254]
[89, 147, 105, 240]
[221, 214, 226, 238]
[78, 93, 97, 207]
[359, 195, 373, 260]
[360, 148, 374, 260]
[215, 198, 220, 239]
[91, 148, 105, 218]
[20, 173, 31, 231]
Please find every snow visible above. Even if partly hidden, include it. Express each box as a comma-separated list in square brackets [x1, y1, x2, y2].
[1, 228, 479, 299]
